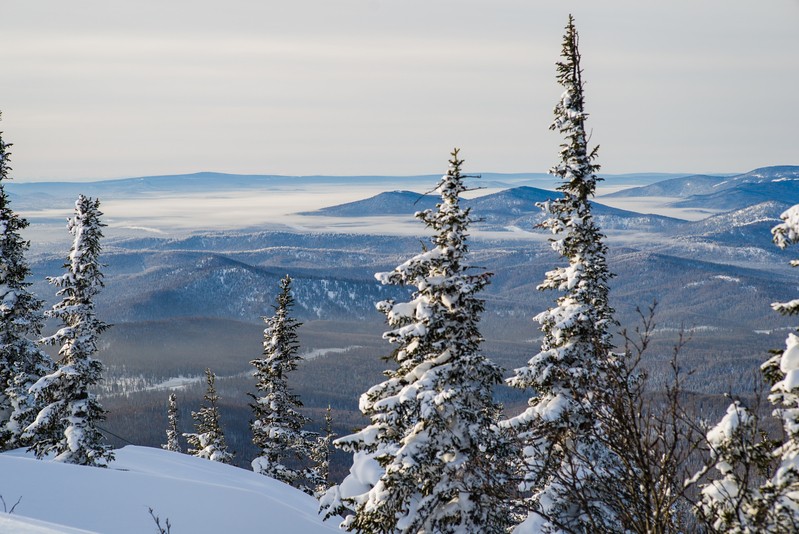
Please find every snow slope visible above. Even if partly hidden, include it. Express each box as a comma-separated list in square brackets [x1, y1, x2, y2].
[0, 446, 338, 534]
[0, 515, 98, 534]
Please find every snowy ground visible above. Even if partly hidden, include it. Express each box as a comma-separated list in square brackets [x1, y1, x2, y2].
[0, 446, 339, 534]
[0, 515, 97, 534]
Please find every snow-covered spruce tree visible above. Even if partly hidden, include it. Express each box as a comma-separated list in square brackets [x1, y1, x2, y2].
[25, 195, 113, 466]
[322, 149, 514, 533]
[693, 401, 773, 533]
[250, 274, 316, 491]
[0, 114, 54, 450]
[309, 404, 335, 498]
[503, 15, 621, 533]
[184, 368, 232, 464]
[162, 392, 182, 453]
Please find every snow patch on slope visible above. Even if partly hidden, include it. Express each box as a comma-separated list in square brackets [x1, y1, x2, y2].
[0, 515, 98, 534]
[0, 446, 338, 534]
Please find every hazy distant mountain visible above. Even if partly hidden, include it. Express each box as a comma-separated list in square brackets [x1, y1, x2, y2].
[602, 166, 799, 211]
[602, 174, 726, 198]
[721, 166, 799, 185]
[664, 201, 794, 259]
[6, 170, 675, 214]
[6, 172, 550, 205]
[470, 186, 684, 231]
[678, 200, 790, 237]
[299, 190, 440, 217]
[7, 173, 444, 204]
[672, 166, 799, 210]
[303, 186, 685, 232]
[468, 186, 555, 214]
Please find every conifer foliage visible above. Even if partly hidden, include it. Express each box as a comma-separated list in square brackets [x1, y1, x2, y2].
[0, 114, 54, 450]
[759, 206, 799, 529]
[504, 15, 620, 532]
[26, 195, 113, 466]
[694, 401, 773, 532]
[162, 392, 182, 453]
[185, 368, 232, 464]
[696, 207, 799, 531]
[324, 149, 513, 533]
[250, 275, 316, 490]
[309, 405, 335, 498]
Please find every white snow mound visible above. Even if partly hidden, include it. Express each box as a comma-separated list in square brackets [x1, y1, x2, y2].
[0, 514, 99, 534]
[0, 446, 338, 534]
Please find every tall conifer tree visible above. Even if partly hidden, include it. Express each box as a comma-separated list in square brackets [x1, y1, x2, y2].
[309, 405, 335, 498]
[26, 195, 113, 466]
[0, 113, 54, 450]
[323, 149, 513, 533]
[504, 16, 620, 532]
[185, 368, 232, 464]
[250, 275, 316, 491]
[162, 392, 182, 453]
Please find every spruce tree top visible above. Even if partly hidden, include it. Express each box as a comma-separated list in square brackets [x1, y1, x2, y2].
[259, 274, 302, 376]
[550, 14, 600, 202]
[54, 195, 106, 295]
[375, 148, 492, 374]
[538, 14, 615, 357]
[506, 13, 616, 428]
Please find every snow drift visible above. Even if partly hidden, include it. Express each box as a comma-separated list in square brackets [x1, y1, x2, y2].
[0, 446, 338, 533]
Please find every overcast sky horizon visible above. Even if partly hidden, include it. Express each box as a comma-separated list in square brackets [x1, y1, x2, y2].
[2, 1, 797, 182]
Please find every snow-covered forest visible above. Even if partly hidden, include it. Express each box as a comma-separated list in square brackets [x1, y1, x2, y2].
[2, 16, 799, 534]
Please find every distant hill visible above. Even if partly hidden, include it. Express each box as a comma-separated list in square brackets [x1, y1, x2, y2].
[6, 170, 676, 212]
[299, 190, 439, 217]
[603, 165, 799, 211]
[468, 186, 556, 215]
[722, 165, 799, 185]
[673, 166, 799, 210]
[6, 173, 443, 206]
[6, 172, 555, 202]
[602, 174, 726, 198]
[302, 186, 685, 232]
[668, 201, 793, 255]
[300, 186, 560, 219]
[678, 200, 790, 235]
[470, 186, 684, 231]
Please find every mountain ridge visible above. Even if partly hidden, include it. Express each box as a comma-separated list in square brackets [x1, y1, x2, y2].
[602, 166, 799, 212]
[300, 185, 686, 232]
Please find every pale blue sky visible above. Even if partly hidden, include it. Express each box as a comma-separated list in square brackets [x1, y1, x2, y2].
[2, 0, 797, 181]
